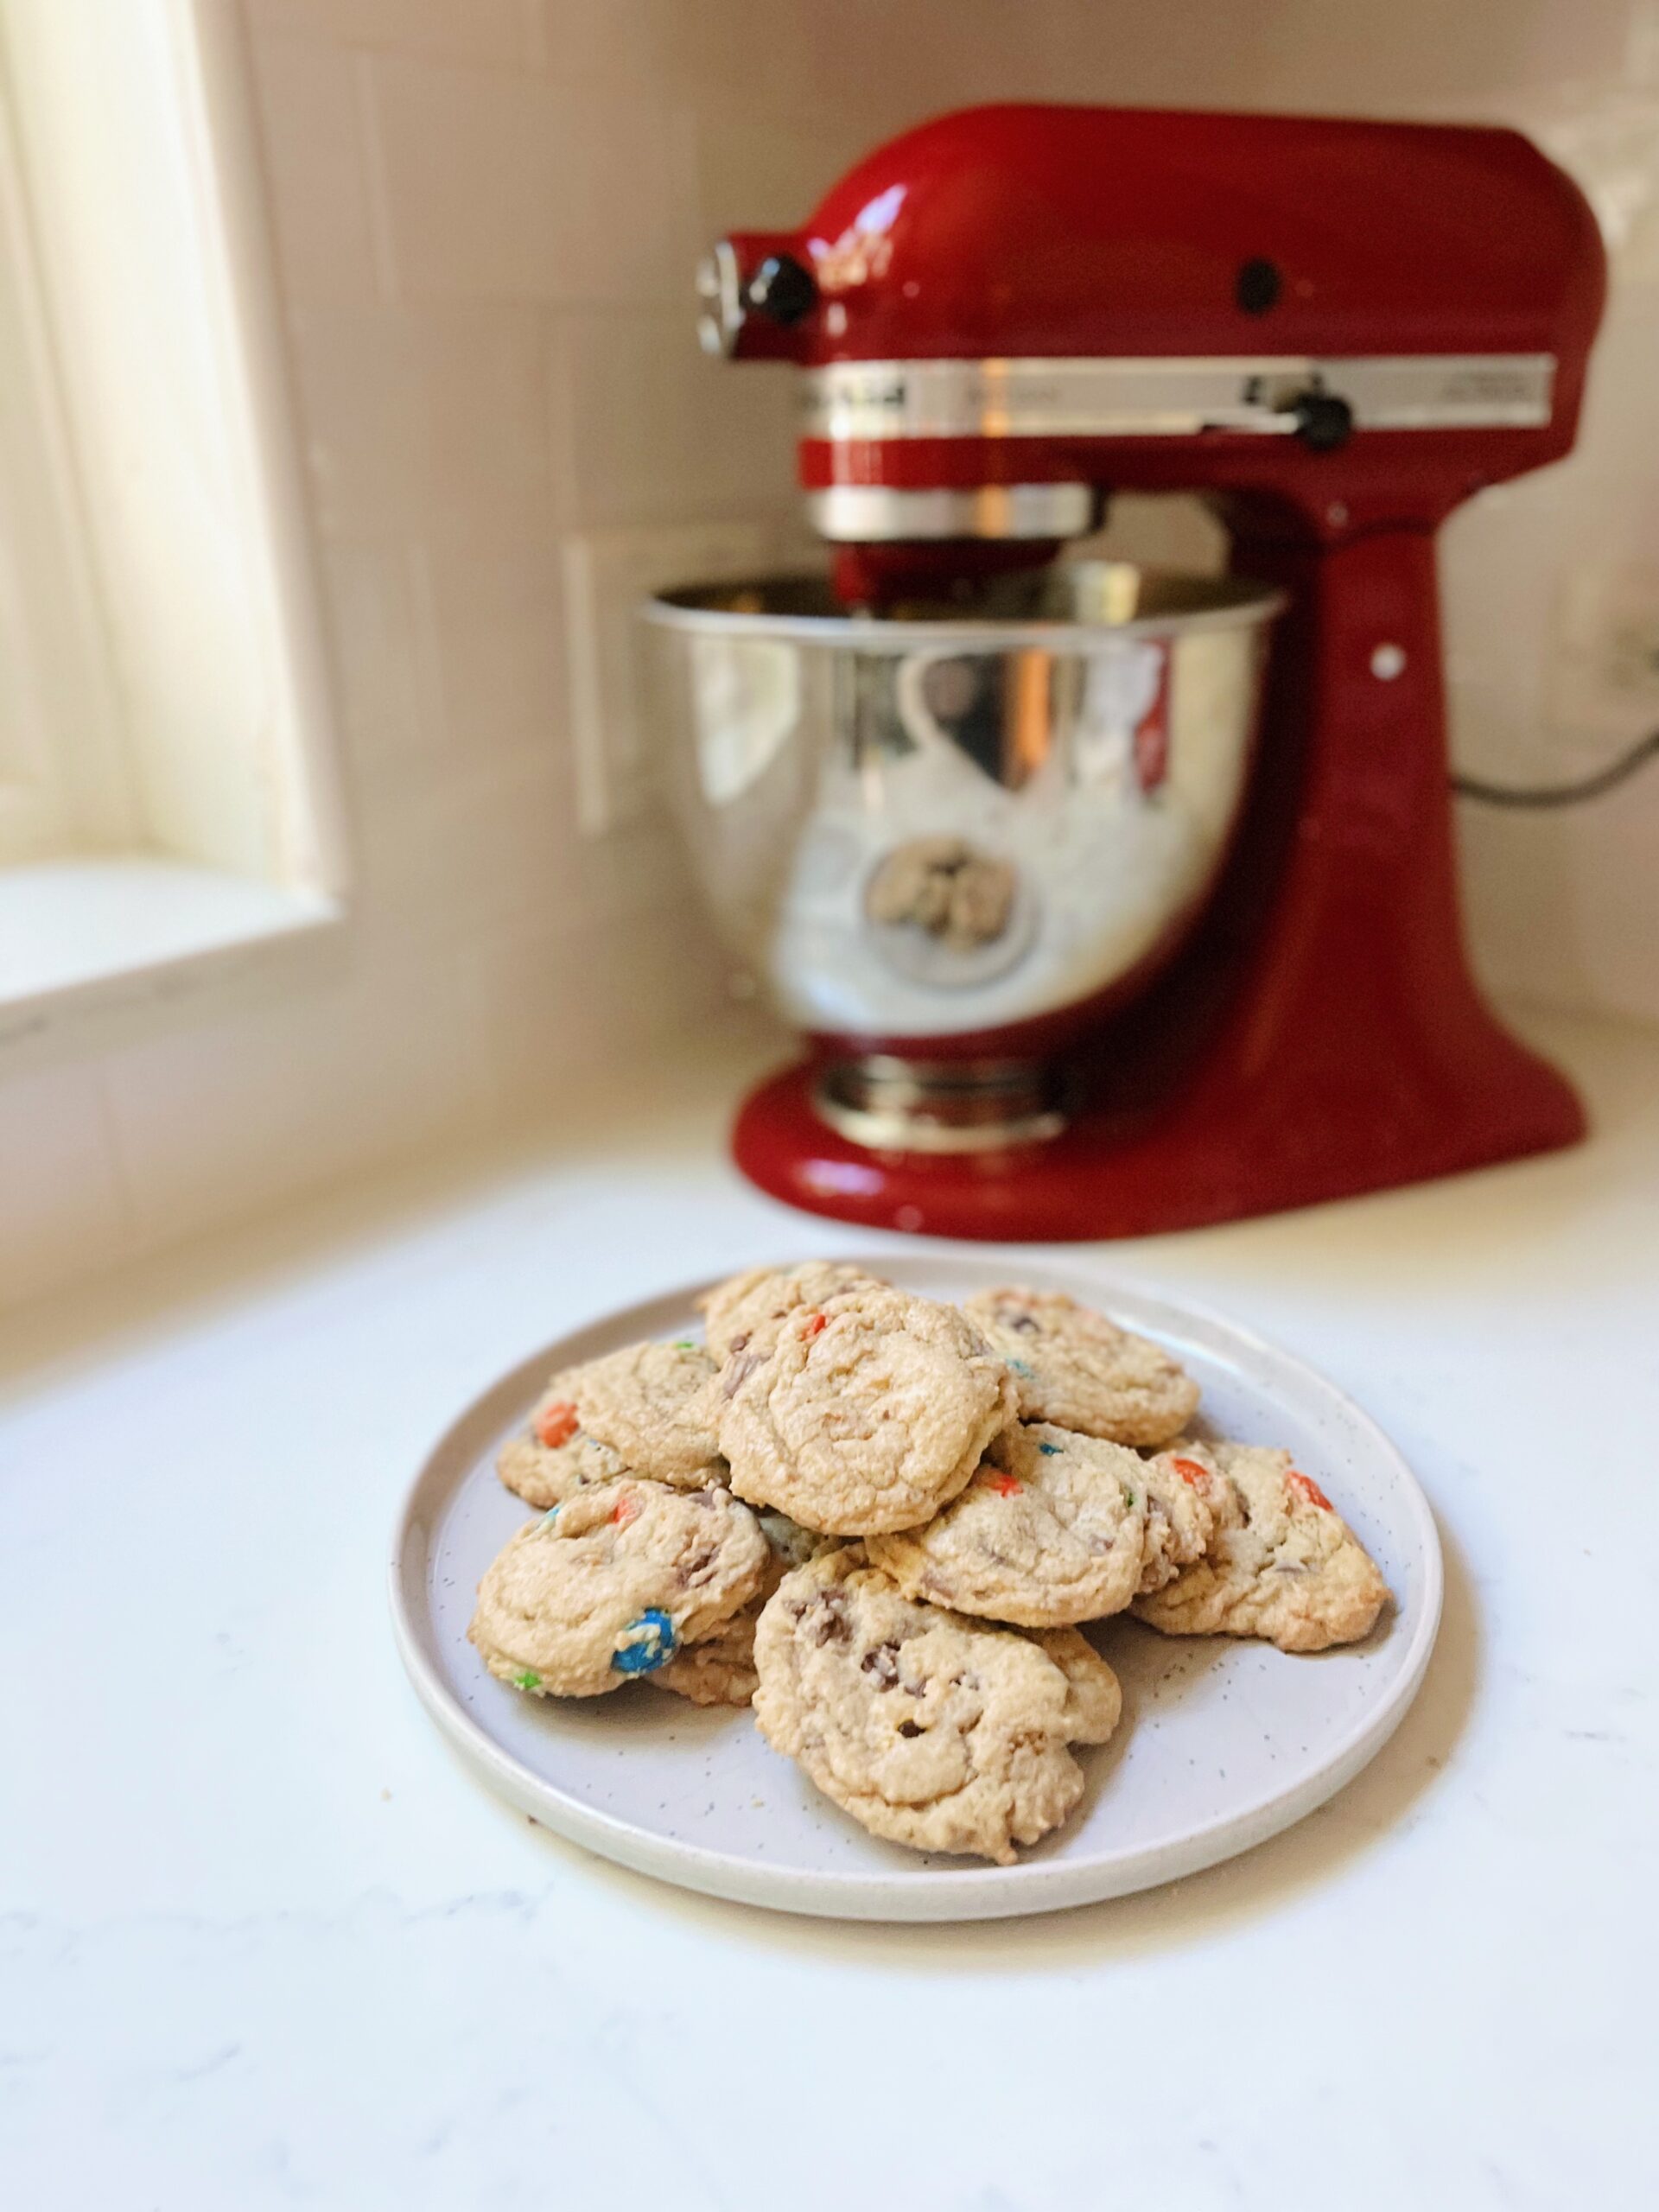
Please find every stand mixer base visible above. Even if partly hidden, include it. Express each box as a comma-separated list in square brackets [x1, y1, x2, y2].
[733, 1032, 1585, 1242]
[810, 1055, 1067, 1154]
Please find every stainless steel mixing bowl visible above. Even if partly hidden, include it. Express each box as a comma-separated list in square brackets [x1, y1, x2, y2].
[644, 562, 1284, 1148]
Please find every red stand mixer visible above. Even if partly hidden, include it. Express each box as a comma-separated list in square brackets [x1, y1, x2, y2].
[650, 105, 1605, 1241]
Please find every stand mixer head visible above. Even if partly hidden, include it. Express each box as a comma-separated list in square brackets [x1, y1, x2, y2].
[702, 105, 1602, 578]
[651, 105, 1606, 1239]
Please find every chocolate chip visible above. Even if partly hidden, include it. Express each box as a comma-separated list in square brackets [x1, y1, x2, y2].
[809, 1592, 852, 1646]
[1007, 1313, 1039, 1333]
[722, 1350, 763, 1399]
[898, 1719, 924, 1738]
[676, 1542, 717, 1586]
[861, 1640, 900, 1688]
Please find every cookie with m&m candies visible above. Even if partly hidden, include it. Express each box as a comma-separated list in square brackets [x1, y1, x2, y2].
[866, 1422, 1157, 1627]
[495, 1372, 629, 1511]
[652, 1510, 841, 1708]
[468, 1478, 768, 1698]
[962, 1287, 1199, 1446]
[496, 1338, 725, 1511]
[1133, 1441, 1389, 1653]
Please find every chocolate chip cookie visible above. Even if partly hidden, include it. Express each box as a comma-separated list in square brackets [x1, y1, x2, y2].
[1136, 1440, 1219, 1593]
[698, 1261, 883, 1364]
[866, 1422, 1154, 1627]
[469, 1478, 768, 1698]
[1132, 1440, 1390, 1653]
[496, 1371, 629, 1510]
[656, 1512, 837, 1709]
[752, 1546, 1120, 1863]
[1027, 1625, 1124, 1745]
[717, 1286, 1016, 1535]
[963, 1287, 1199, 1446]
[652, 1604, 770, 1707]
[565, 1338, 726, 1488]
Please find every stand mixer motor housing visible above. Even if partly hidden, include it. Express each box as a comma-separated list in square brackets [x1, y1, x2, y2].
[690, 104, 1606, 1239]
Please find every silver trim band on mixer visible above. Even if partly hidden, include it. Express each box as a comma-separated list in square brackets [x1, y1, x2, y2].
[800, 353, 1557, 441]
[804, 483, 1100, 543]
[812, 1056, 1068, 1153]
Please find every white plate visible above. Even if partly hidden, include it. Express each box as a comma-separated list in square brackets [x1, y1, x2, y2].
[389, 1255, 1441, 1922]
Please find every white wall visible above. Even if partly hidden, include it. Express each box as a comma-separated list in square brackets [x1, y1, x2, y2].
[2, 0, 1656, 1309]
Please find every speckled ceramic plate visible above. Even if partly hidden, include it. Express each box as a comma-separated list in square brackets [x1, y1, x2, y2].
[389, 1255, 1441, 1921]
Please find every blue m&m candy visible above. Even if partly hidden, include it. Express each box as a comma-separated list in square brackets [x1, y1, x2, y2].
[612, 1608, 677, 1675]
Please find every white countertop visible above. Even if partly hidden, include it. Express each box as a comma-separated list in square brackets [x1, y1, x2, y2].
[3, 1007, 1657, 2211]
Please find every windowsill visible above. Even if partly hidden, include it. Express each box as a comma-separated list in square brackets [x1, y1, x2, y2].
[0, 856, 344, 1043]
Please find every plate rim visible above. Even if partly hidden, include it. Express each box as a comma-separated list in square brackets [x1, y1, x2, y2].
[388, 1251, 1444, 1922]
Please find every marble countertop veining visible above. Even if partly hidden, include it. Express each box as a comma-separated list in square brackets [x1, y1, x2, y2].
[3, 1008, 1657, 2211]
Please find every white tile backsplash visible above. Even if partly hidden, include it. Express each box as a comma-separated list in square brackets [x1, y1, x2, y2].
[3, 0, 1656, 1313]
[420, 539, 568, 760]
[320, 538, 450, 782]
[249, 32, 380, 308]
[691, 107, 872, 241]
[531, 0, 817, 105]
[99, 939, 494, 1250]
[289, 302, 560, 543]
[369, 54, 701, 305]
[243, 0, 531, 68]
[354, 744, 571, 955]
[553, 309, 795, 529]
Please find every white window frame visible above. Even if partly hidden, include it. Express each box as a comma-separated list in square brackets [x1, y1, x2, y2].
[0, 0, 346, 1032]
[0, 68, 133, 863]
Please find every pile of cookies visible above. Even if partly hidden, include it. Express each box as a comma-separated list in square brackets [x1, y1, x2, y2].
[469, 1263, 1390, 1865]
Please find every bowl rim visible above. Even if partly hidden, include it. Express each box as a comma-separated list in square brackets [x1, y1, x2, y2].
[642, 563, 1288, 650]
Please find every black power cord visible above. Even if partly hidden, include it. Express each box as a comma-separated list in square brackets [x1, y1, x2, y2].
[1452, 728, 1659, 809]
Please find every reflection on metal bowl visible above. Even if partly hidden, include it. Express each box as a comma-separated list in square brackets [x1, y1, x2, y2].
[644, 563, 1284, 1143]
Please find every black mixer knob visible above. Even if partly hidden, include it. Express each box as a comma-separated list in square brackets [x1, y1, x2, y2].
[744, 253, 817, 327]
[1236, 257, 1281, 314]
[1289, 390, 1354, 450]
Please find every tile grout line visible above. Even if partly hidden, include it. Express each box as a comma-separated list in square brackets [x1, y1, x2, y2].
[401, 543, 451, 759]
[352, 50, 401, 305]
